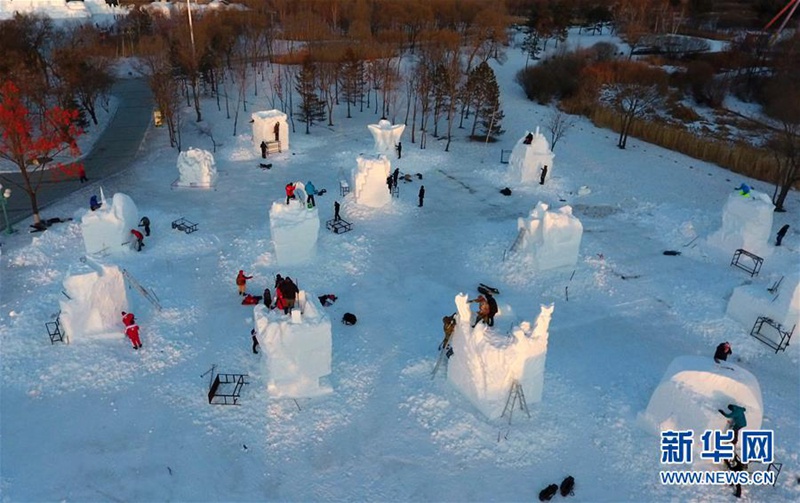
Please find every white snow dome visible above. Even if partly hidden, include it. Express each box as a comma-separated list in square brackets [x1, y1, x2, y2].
[269, 183, 320, 265]
[706, 189, 774, 258]
[367, 119, 405, 157]
[81, 192, 139, 255]
[447, 293, 554, 419]
[59, 264, 130, 342]
[353, 154, 392, 208]
[516, 202, 583, 271]
[253, 293, 333, 398]
[175, 147, 218, 187]
[639, 356, 763, 444]
[252, 109, 289, 153]
[509, 127, 555, 184]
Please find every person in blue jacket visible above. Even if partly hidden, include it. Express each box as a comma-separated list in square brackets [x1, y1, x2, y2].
[89, 195, 101, 211]
[735, 183, 751, 197]
[718, 404, 747, 444]
[305, 180, 316, 208]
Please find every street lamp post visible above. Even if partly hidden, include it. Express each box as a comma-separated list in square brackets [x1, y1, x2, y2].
[0, 184, 13, 235]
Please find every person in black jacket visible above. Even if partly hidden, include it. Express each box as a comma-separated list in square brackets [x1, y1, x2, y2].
[251, 329, 260, 354]
[279, 276, 299, 314]
[418, 185, 425, 207]
[776, 224, 789, 246]
[485, 293, 498, 327]
[714, 342, 732, 363]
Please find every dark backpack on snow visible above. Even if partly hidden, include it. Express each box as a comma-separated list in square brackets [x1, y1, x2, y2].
[560, 476, 575, 497]
[538, 484, 558, 502]
[342, 313, 357, 325]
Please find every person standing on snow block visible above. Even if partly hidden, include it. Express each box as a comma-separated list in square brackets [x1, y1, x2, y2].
[139, 216, 151, 236]
[130, 229, 144, 252]
[539, 165, 548, 185]
[714, 342, 732, 363]
[334, 201, 341, 222]
[735, 183, 751, 197]
[126, 322, 142, 350]
[251, 329, 260, 354]
[305, 180, 317, 208]
[285, 183, 296, 204]
[776, 224, 789, 246]
[280, 276, 299, 314]
[418, 185, 425, 207]
[274, 286, 287, 313]
[718, 404, 747, 444]
[90, 195, 101, 211]
[468, 295, 490, 327]
[260, 140, 268, 159]
[236, 270, 253, 296]
[523, 132, 533, 145]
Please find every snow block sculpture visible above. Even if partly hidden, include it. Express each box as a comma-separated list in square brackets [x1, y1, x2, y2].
[269, 183, 320, 265]
[353, 154, 391, 208]
[448, 293, 554, 419]
[81, 192, 139, 255]
[509, 127, 554, 184]
[59, 264, 130, 342]
[367, 119, 404, 157]
[707, 190, 774, 257]
[252, 110, 289, 153]
[175, 147, 218, 188]
[517, 202, 583, 271]
[727, 273, 800, 330]
[639, 356, 763, 445]
[253, 293, 333, 398]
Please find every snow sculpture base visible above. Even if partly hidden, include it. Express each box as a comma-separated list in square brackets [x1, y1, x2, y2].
[367, 119, 405, 157]
[509, 127, 554, 184]
[707, 190, 774, 258]
[254, 294, 333, 398]
[81, 192, 139, 255]
[353, 154, 391, 208]
[59, 264, 130, 342]
[727, 273, 800, 330]
[252, 110, 289, 153]
[447, 293, 554, 419]
[638, 356, 763, 444]
[269, 188, 320, 266]
[174, 147, 218, 188]
[517, 202, 583, 271]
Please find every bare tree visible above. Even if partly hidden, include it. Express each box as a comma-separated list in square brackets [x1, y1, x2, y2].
[546, 109, 576, 152]
[763, 75, 800, 212]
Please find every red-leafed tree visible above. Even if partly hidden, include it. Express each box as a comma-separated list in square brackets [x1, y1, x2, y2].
[0, 80, 84, 225]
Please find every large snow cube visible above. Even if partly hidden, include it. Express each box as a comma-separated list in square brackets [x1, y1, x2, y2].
[81, 192, 138, 255]
[639, 356, 763, 447]
[367, 119, 405, 157]
[253, 293, 332, 398]
[252, 110, 289, 153]
[59, 264, 129, 342]
[509, 128, 554, 184]
[727, 273, 800, 330]
[447, 293, 554, 419]
[269, 187, 320, 265]
[353, 154, 391, 208]
[517, 202, 583, 270]
[707, 190, 774, 257]
[175, 147, 218, 187]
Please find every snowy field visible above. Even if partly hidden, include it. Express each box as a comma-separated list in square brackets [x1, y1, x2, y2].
[1, 29, 799, 503]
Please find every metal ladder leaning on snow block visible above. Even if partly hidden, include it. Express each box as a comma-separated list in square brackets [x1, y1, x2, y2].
[122, 268, 163, 311]
[501, 380, 530, 425]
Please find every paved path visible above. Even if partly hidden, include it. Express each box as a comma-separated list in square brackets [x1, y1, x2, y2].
[0, 78, 153, 231]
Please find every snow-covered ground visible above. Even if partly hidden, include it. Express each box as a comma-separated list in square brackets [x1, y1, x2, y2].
[1, 29, 799, 502]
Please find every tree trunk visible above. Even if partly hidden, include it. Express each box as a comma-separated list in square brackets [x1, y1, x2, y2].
[192, 76, 202, 122]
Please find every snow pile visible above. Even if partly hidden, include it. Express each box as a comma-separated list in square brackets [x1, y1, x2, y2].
[175, 147, 218, 188]
[639, 356, 763, 442]
[367, 119, 404, 157]
[59, 264, 129, 342]
[252, 110, 289, 153]
[726, 273, 800, 330]
[269, 185, 320, 265]
[706, 190, 774, 257]
[517, 202, 583, 270]
[509, 127, 555, 184]
[447, 293, 554, 419]
[253, 293, 332, 398]
[353, 154, 392, 208]
[0, 0, 128, 21]
[81, 192, 139, 255]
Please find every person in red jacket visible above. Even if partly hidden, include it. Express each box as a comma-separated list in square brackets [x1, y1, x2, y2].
[126, 323, 142, 350]
[274, 286, 287, 312]
[130, 228, 144, 252]
[121, 311, 135, 327]
[285, 183, 296, 204]
[236, 270, 253, 296]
